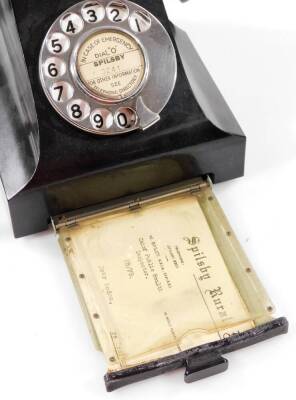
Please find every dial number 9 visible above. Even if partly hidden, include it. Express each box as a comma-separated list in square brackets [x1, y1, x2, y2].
[90, 109, 113, 131]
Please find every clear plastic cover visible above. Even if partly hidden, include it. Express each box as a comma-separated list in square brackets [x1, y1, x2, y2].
[57, 181, 274, 372]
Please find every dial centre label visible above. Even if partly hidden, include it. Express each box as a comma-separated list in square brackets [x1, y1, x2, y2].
[77, 30, 146, 101]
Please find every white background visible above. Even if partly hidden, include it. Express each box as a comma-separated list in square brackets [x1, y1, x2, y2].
[0, 0, 295, 398]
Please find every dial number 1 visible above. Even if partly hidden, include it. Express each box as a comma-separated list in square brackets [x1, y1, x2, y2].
[129, 11, 151, 33]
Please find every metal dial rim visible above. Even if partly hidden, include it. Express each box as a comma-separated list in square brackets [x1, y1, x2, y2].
[39, 0, 177, 136]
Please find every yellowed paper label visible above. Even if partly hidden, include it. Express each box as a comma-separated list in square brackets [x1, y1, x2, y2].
[60, 195, 254, 372]
[77, 30, 146, 100]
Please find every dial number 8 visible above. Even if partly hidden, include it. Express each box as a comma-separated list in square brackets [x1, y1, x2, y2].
[67, 99, 90, 121]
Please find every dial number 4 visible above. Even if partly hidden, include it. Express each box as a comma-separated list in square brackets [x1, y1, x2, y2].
[60, 13, 84, 35]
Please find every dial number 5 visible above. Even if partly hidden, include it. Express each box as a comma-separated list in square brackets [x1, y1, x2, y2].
[47, 33, 70, 55]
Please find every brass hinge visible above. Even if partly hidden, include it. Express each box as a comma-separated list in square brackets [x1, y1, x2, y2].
[53, 178, 211, 231]
[128, 200, 142, 211]
[65, 219, 79, 229]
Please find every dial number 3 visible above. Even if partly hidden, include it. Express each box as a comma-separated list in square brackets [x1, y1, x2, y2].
[81, 2, 105, 23]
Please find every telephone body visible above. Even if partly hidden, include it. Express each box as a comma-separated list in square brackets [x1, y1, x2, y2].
[0, 0, 287, 392]
[1, 0, 246, 237]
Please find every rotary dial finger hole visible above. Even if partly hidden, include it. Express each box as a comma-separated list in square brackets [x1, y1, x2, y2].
[90, 109, 113, 130]
[47, 32, 70, 55]
[43, 57, 67, 78]
[81, 1, 105, 23]
[60, 12, 84, 36]
[40, 0, 177, 135]
[115, 107, 137, 129]
[50, 81, 74, 102]
[106, 1, 129, 23]
[129, 11, 151, 33]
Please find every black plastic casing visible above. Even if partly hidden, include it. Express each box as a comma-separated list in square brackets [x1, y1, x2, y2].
[8, 0, 246, 238]
[4, 1, 288, 391]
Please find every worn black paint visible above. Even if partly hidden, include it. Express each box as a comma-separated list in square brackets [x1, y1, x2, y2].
[105, 318, 288, 391]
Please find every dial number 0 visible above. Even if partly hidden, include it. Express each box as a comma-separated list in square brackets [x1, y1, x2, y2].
[115, 108, 137, 129]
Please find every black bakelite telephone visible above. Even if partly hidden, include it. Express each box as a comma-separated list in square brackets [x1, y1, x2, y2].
[0, 0, 288, 392]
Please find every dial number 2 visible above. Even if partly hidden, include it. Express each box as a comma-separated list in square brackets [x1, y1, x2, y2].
[107, 2, 129, 23]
